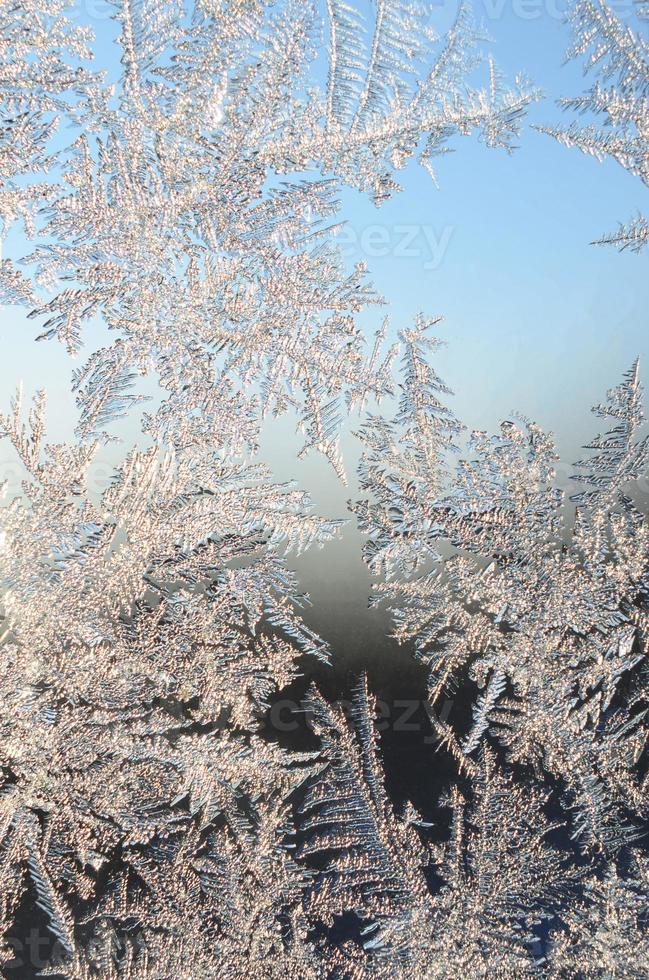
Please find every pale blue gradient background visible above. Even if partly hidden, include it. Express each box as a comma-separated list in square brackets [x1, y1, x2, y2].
[1, 1, 648, 675]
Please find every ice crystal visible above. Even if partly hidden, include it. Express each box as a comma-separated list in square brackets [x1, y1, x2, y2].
[355, 320, 649, 854]
[540, 0, 649, 251]
[1, 1, 648, 977]
[0, 0, 100, 304]
[14, 0, 537, 477]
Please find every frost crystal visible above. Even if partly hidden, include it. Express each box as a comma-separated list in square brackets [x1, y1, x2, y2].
[1, 1, 647, 977]
[540, 0, 649, 251]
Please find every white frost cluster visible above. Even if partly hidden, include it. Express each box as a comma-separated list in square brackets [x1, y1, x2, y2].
[0, 1, 647, 977]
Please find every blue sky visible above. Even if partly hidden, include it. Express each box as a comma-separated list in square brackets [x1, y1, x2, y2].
[330, 1, 649, 457]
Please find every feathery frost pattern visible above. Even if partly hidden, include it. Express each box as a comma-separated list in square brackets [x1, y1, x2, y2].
[0, 0, 648, 976]
[540, 0, 649, 251]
